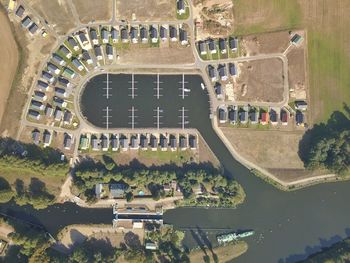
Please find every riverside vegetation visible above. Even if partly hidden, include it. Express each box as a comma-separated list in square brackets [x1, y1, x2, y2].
[73, 158, 245, 207]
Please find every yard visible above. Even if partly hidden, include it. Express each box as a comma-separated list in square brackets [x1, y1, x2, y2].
[71, 0, 112, 24]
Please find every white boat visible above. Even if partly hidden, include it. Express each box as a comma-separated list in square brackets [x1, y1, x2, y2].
[201, 83, 206, 90]
[184, 88, 191, 92]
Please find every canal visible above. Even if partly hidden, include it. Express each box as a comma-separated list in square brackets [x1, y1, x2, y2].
[1, 73, 350, 262]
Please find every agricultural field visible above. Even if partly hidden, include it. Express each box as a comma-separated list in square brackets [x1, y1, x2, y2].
[232, 0, 350, 124]
[72, 0, 112, 24]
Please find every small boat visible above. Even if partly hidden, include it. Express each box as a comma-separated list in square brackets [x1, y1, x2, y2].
[201, 83, 206, 90]
[217, 230, 255, 244]
[184, 88, 191, 92]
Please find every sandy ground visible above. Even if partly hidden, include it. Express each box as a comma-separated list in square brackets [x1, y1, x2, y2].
[55, 224, 144, 252]
[116, 0, 175, 21]
[26, 0, 77, 35]
[234, 58, 284, 103]
[189, 241, 248, 263]
[288, 45, 307, 100]
[72, 0, 112, 23]
[220, 127, 331, 182]
[241, 31, 291, 56]
[0, 224, 14, 240]
[0, 10, 19, 131]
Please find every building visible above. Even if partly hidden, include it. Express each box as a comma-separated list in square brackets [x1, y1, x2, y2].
[296, 110, 304, 125]
[90, 28, 99, 45]
[59, 45, 72, 59]
[189, 135, 197, 150]
[169, 135, 177, 151]
[218, 38, 227, 54]
[295, 101, 308, 111]
[63, 110, 73, 124]
[91, 136, 99, 151]
[280, 109, 289, 125]
[111, 135, 119, 151]
[55, 87, 68, 98]
[72, 58, 84, 71]
[58, 77, 71, 88]
[198, 41, 207, 55]
[229, 37, 238, 51]
[291, 34, 304, 45]
[208, 65, 217, 82]
[145, 242, 157, 250]
[121, 28, 129, 43]
[160, 26, 167, 41]
[179, 29, 188, 45]
[169, 26, 177, 41]
[106, 44, 113, 60]
[28, 23, 38, 35]
[53, 96, 67, 108]
[249, 109, 259, 124]
[177, 0, 185, 14]
[130, 135, 139, 150]
[79, 135, 89, 150]
[62, 67, 76, 79]
[130, 27, 138, 43]
[34, 90, 47, 101]
[218, 64, 228, 81]
[45, 104, 53, 117]
[160, 135, 167, 151]
[150, 135, 157, 151]
[31, 100, 44, 111]
[61, 133, 71, 150]
[21, 16, 32, 28]
[140, 135, 148, 150]
[214, 82, 223, 98]
[32, 130, 40, 145]
[239, 110, 248, 124]
[82, 50, 93, 64]
[94, 45, 103, 60]
[78, 31, 89, 46]
[140, 27, 148, 43]
[52, 53, 66, 66]
[42, 71, 55, 83]
[150, 26, 158, 43]
[47, 63, 60, 75]
[101, 135, 109, 151]
[208, 39, 216, 54]
[54, 107, 63, 121]
[68, 37, 79, 51]
[28, 109, 41, 120]
[101, 28, 109, 44]
[228, 107, 238, 124]
[120, 137, 128, 151]
[269, 109, 278, 125]
[179, 136, 187, 150]
[218, 108, 227, 123]
[110, 184, 127, 198]
[43, 130, 51, 147]
[15, 5, 25, 18]
[228, 63, 237, 76]
[37, 80, 49, 91]
[111, 27, 118, 43]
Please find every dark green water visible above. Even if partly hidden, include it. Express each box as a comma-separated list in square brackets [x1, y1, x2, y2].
[1, 74, 350, 262]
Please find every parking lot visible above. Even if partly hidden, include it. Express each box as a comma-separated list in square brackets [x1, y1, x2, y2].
[80, 73, 210, 129]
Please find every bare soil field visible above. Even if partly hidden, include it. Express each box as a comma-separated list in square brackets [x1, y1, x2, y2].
[241, 31, 290, 56]
[116, 0, 175, 21]
[0, 10, 18, 131]
[118, 46, 194, 65]
[234, 58, 284, 103]
[72, 0, 112, 24]
[220, 127, 329, 181]
[26, 0, 77, 35]
[288, 46, 307, 100]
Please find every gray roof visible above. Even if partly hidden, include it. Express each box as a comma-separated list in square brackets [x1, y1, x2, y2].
[208, 65, 216, 78]
[219, 108, 226, 120]
[68, 37, 78, 48]
[94, 45, 102, 56]
[63, 110, 72, 123]
[189, 135, 197, 148]
[179, 136, 187, 148]
[111, 136, 118, 149]
[101, 29, 109, 40]
[177, 0, 185, 10]
[130, 136, 138, 148]
[218, 38, 226, 50]
[52, 53, 65, 65]
[111, 28, 118, 40]
[16, 5, 25, 17]
[72, 58, 83, 68]
[55, 87, 66, 96]
[101, 136, 108, 148]
[229, 37, 238, 50]
[21, 16, 32, 27]
[45, 105, 53, 117]
[58, 77, 70, 87]
[170, 136, 177, 148]
[42, 71, 54, 81]
[121, 28, 128, 40]
[82, 50, 92, 61]
[229, 63, 237, 76]
[110, 184, 127, 198]
[28, 109, 40, 118]
[208, 39, 215, 50]
[239, 111, 248, 122]
[91, 138, 99, 149]
[150, 26, 158, 39]
[28, 23, 38, 34]
[179, 29, 187, 41]
[160, 26, 167, 39]
[78, 32, 88, 43]
[34, 90, 46, 99]
[37, 80, 49, 90]
[130, 27, 138, 39]
[218, 64, 227, 77]
[59, 45, 71, 56]
[54, 108, 63, 120]
[90, 29, 98, 40]
[169, 26, 177, 39]
[228, 108, 237, 122]
[64, 134, 72, 148]
[160, 136, 167, 148]
[140, 135, 148, 148]
[140, 27, 147, 40]
[43, 131, 51, 144]
[106, 44, 113, 55]
[150, 136, 157, 148]
[31, 100, 43, 110]
[32, 130, 40, 144]
[47, 63, 59, 73]
[198, 41, 206, 52]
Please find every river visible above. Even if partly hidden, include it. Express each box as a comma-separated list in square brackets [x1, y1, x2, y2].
[1, 73, 349, 263]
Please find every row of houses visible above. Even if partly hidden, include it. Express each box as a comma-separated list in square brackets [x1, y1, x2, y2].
[198, 37, 238, 56]
[31, 129, 73, 149]
[208, 63, 237, 82]
[15, 5, 39, 35]
[218, 106, 305, 126]
[79, 133, 198, 152]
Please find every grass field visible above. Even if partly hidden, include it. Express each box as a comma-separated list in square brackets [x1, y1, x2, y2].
[232, 0, 350, 124]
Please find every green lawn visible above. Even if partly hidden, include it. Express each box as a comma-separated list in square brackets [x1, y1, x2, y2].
[138, 149, 193, 164]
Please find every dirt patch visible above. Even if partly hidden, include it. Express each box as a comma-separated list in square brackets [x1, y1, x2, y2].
[198, 134, 220, 167]
[0, 10, 19, 130]
[288, 46, 307, 100]
[241, 31, 290, 56]
[26, 0, 77, 35]
[72, 0, 112, 23]
[233, 58, 284, 103]
[116, 0, 175, 21]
